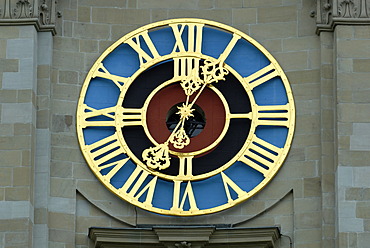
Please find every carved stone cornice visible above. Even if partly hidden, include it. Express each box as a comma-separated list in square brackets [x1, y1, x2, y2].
[0, 0, 57, 35]
[88, 226, 281, 248]
[317, 0, 370, 34]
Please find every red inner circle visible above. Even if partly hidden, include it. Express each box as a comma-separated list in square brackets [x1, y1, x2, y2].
[146, 84, 226, 153]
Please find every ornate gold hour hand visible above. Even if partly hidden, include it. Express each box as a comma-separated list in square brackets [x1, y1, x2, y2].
[142, 104, 194, 170]
[169, 104, 194, 149]
[142, 143, 171, 170]
[142, 59, 229, 171]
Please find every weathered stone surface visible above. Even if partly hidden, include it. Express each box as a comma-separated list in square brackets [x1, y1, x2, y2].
[73, 23, 110, 40]
[258, 6, 297, 23]
[232, 8, 256, 25]
[250, 22, 297, 40]
[1, 2, 370, 248]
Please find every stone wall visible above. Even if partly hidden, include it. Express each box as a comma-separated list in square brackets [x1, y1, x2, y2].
[335, 25, 370, 247]
[0, 0, 369, 247]
[0, 25, 38, 248]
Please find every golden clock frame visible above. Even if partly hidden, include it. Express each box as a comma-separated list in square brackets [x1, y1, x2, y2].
[76, 18, 296, 216]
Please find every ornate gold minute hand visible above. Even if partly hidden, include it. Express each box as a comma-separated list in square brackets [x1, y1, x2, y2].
[142, 104, 194, 170]
[169, 60, 229, 149]
[142, 59, 229, 170]
[167, 68, 203, 149]
[170, 59, 229, 148]
[142, 66, 202, 170]
[187, 59, 229, 109]
[168, 59, 229, 151]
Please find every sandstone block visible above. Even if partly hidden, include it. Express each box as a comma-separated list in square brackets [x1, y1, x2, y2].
[243, 0, 282, 7]
[168, 10, 232, 25]
[354, 26, 370, 39]
[232, 8, 256, 25]
[250, 22, 296, 40]
[338, 103, 370, 123]
[48, 212, 75, 230]
[74, 23, 110, 39]
[92, 7, 124, 24]
[78, 6, 91, 23]
[0, 27, 20, 39]
[138, 0, 197, 9]
[283, 36, 319, 52]
[80, 39, 98, 53]
[353, 59, 370, 72]
[49, 229, 75, 243]
[337, 40, 370, 58]
[50, 177, 75, 198]
[13, 167, 31, 186]
[53, 50, 84, 71]
[51, 161, 73, 178]
[258, 6, 297, 23]
[5, 187, 30, 201]
[304, 177, 321, 197]
[295, 212, 322, 229]
[79, 0, 127, 7]
[198, 0, 214, 9]
[59, 70, 79, 85]
[54, 37, 79, 52]
[52, 84, 80, 101]
[274, 51, 308, 71]
[0, 59, 19, 73]
[336, 26, 354, 39]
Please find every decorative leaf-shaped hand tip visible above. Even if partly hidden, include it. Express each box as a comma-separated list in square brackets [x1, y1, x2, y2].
[170, 127, 190, 149]
[142, 144, 170, 170]
[180, 68, 203, 96]
[201, 59, 229, 84]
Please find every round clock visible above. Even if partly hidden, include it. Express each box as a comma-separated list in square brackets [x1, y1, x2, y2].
[77, 18, 295, 216]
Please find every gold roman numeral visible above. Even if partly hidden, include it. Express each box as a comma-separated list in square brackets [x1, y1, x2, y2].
[86, 133, 124, 165]
[126, 30, 160, 66]
[81, 106, 146, 128]
[80, 104, 116, 128]
[221, 172, 247, 203]
[218, 33, 241, 63]
[238, 135, 282, 176]
[119, 166, 158, 207]
[255, 104, 291, 127]
[173, 57, 200, 80]
[117, 107, 145, 127]
[100, 158, 130, 182]
[228, 112, 252, 120]
[171, 181, 198, 212]
[170, 23, 204, 53]
[92, 62, 129, 90]
[243, 63, 279, 90]
[178, 156, 194, 178]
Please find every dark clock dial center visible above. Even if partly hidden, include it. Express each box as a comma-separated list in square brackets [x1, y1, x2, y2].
[146, 83, 226, 154]
[166, 103, 206, 138]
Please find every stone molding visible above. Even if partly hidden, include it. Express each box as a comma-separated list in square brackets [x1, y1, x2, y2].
[316, 0, 370, 34]
[0, 0, 57, 34]
[88, 226, 281, 248]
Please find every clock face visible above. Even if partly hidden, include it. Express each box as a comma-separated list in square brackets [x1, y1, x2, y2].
[77, 18, 295, 216]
